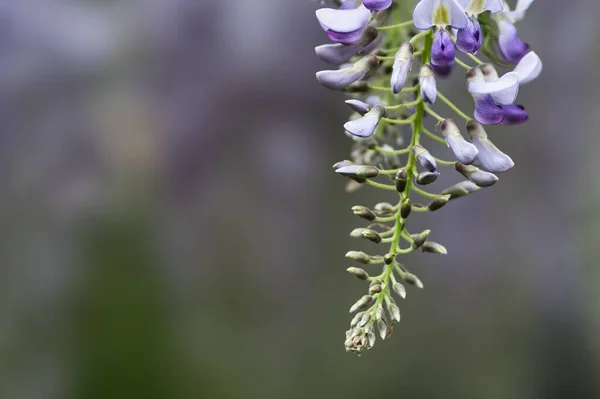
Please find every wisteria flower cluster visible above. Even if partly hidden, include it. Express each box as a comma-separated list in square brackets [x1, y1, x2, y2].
[314, 0, 541, 354]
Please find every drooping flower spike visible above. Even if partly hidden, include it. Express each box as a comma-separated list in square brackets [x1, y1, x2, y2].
[455, 0, 504, 54]
[312, 0, 541, 355]
[492, 0, 535, 64]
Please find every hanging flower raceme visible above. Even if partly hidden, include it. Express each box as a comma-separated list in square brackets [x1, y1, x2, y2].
[455, 0, 504, 54]
[312, 0, 542, 355]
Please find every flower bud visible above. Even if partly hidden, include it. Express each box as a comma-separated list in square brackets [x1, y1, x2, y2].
[427, 194, 451, 211]
[440, 118, 478, 165]
[421, 241, 448, 255]
[336, 164, 379, 179]
[395, 168, 408, 193]
[455, 162, 499, 187]
[375, 307, 384, 321]
[377, 318, 388, 340]
[362, 229, 382, 243]
[345, 99, 371, 115]
[412, 145, 437, 172]
[411, 229, 431, 249]
[387, 303, 401, 322]
[419, 64, 437, 104]
[316, 66, 366, 90]
[358, 313, 371, 327]
[391, 42, 413, 94]
[347, 267, 370, 280]
[350, 228, 366, 238]
[367, 331, 376, 348]
[350, 311, 365, 327]
[466, 120, 514, 173]
[364, 0, 392, 11]
[352, 205, 376, 221]
[374, 202, 394, 213]
[392, 282, 407, 299]
[383, 253, 395, 265]
[345, 250, 371, 264]
[403, 272, 424, 289]
[441, 180, 481, 199]
[369, 284, 382, 294]
[416, 170, 439, 185]
[349, 295, 374, 313]
[344, 105, 386, 138]
[400, 198, 412, 219]
[332, 160, 353, 170]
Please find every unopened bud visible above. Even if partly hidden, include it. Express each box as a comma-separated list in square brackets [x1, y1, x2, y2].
[403, 273, 424, 289]
[350, 311, 365, 327]
[412, 145, 437, 172]
[391, 42, 414, 94]
[367, 331, 376, 348]
[395, 168, 408, 192]
[350, 228, 366, 238]
[344, 81, 369, 93]
[377, 319, 388, 340]
[400, 198, 412, 218]
[369, 284, 382, 294]
[375, 307, 384, 321]
[416, 170, 439, 185]
[347, 267, 369, 280]
[419, 64, 437, 104]
[354, 53, 380, 74]
[387, 303, 401, 322]
[441, 118, 478, 165]
[352, 205, 376, 221]
[349, 295, 374, 313]
[455, 162, 499, 187]
[374, 202, 394, 212]
[421, 241, 448, 255]
[393, 282, 407, 299]
[345, 99, 371, 115]
[383, 253, 394, 264]
[362, 229, 382, 243]
[441, 180, 481, 199]
[428, 194, 451, 211]
[466, 120, 514, 173]
[332, 160, 353, 170]
[336, 164, 379, 179]
[411, 229, 431, 249]
[345, 251, 371, 264]
[358, 313, 371, 327]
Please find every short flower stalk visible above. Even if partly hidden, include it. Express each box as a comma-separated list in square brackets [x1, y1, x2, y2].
[314, 0, 541, 355]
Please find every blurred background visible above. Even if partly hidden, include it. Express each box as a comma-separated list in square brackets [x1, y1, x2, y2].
[0, 0, 599, 398]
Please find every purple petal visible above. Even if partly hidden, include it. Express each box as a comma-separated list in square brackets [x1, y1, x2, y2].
[474, 95, 504, 125]
[363, 0, 392, 11]
[327, 27, 365, 45]
[497, 20, 529, 64]
[501, 104, 528, 125]
[431, 29, 455, 76]
[456, 15, 483, 54]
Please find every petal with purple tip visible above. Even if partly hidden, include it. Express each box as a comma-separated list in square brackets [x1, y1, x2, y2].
[496, 20, 529, 64]
[474, 95, 504, 125]
[363, 0, 392, 11]
[501, 103, 528, 125]
[456, 15, 482, 54]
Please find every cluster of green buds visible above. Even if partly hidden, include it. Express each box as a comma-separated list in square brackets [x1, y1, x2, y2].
[314, 0, 541, 355]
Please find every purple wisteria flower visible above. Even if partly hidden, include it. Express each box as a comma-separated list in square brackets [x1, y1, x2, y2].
[467, 51, 541, 124]
[316, 4, 371, 45]
[413, 0, 468, 76]
[455, 0, 503, 54]
[493, 0, 535, 64]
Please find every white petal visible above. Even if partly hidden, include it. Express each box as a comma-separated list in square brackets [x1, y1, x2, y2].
[468, 72, 519, 105]
[413, 0, 437, 30]
[502, 0, 533, 23]
[316, 5, 371, 33]
[458, 0, 504, 14]
[512, 51, 542, 85]
[413, 0, 468, 30]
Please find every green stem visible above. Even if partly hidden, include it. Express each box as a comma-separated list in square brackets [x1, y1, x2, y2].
[437, 91, 471, 121]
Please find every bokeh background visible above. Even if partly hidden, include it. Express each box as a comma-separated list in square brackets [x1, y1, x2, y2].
[1, 0, 599, 398]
